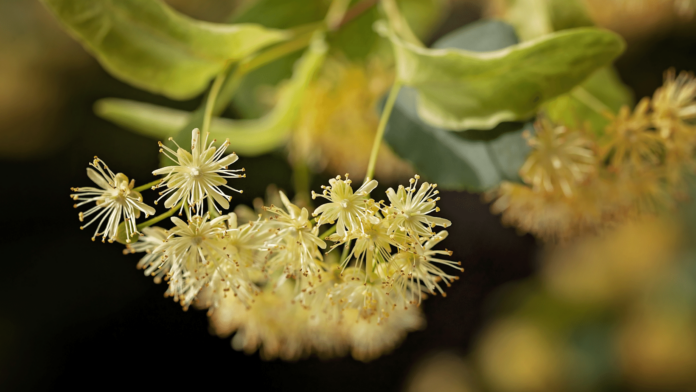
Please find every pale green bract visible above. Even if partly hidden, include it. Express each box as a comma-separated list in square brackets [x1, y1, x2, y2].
[41, 0, 290, 99]
[376, 21, 626, 131]
[95, 33, 328, 156]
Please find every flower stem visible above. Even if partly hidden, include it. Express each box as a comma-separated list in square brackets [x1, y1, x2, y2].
[133, 179, 160, 193]
[207, 197, 220, 219]
[572, 87, 613, 116]
[365, 81, 402, 183]
[136, 200, 184, 230]
[341, 239, 352, 264]
[202, 62, 232, 135]
[293, 159, 312, 207]
[319, 224, 337, 240]
[326, 0, 352, 31]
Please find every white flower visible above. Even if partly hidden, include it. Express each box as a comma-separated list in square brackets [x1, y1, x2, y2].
[389, 231, 462, 305]
[312, 175, 378, 237]
[331, 267, 402, 323]
[71, 157, 155, 243]
[153, 128, 244, 214]
[384, 175, 451, 238]
[154, 213, 255, 309]
[263, 191, 327, 304]
[327, 212, 404, 272]
[127, 226, 169, 283]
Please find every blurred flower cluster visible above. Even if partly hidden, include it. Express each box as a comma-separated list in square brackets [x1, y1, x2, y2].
[290, 58, 413, 181]
[407, 209, 696, 391]
[489, 70, 696, 241]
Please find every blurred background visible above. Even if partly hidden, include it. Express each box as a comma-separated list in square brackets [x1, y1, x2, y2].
[1, 0, 696, 391]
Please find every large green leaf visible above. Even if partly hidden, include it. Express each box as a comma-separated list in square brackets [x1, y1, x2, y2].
[41, 0, 289, 100]
[383, 20, 530, 190]
[95, 33, 328, 156]
[377, 22, 625, 131]
[544, 67, 633, 135]
[385, 87, 531, 191]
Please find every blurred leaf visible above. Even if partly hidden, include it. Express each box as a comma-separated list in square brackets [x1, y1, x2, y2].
[330, 0, 446, 61]
[95, 98, 188, 139]
[399, 0, 448, 41]
[228, 0, 328, 118]
[546, 0, 594, 31]
[385, 87, 532, 191]
[329, 4, 381, 60]
[544, 67, 633, 135]
[501, 0, 593, 41]
[229, 0, 328, 28]
[378, 21, 626, 130]
[96, 34, 328, 156]
[432, 19, 518, 52]
[41, 0, 289, 100]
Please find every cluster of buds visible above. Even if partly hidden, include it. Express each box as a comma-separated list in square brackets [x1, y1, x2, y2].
[71, 129, 459, 361]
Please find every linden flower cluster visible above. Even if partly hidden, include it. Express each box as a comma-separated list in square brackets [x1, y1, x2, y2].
[489, 69, 696, 241]
[71, 128, 458, 361]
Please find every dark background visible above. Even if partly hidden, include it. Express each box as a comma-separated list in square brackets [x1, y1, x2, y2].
[1, 2, 696, 391]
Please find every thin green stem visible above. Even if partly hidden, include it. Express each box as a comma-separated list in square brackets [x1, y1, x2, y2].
[240, 31, 316, 74]
[293, 159, 312, 207]
[207, 197, 220, 219]
[326, 0, 352, 31]
[319, 224, 337, 240]
[185, 201, 192, 221]
[136, 200, 184, 230]
[341, 239, 352, 262]
[133, 179, 160, 193]
[365, 81, 402, 183]
[202, 62, 232, 135]
[572, 87, 613, 116]
[382, 0, 424, 47]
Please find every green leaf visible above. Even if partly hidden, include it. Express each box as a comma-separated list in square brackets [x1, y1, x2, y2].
[41, 0, 289, 100]
[385, 87, 531, 191]
[95, 33, 328, 156]
[544, 67, 633, 135]
[377, 21, 626, 130]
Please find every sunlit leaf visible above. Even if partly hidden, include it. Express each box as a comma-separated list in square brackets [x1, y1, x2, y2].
[41, 0, 289, 99]
[95, 33, 328, 156]
[377, 21, 625, 130]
